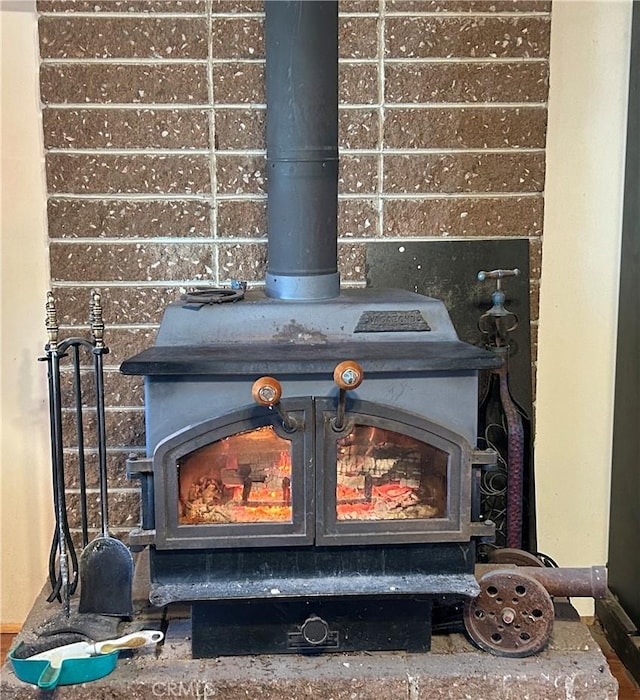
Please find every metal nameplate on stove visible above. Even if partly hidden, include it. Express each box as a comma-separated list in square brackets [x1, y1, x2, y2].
[354, 310, 431, 333]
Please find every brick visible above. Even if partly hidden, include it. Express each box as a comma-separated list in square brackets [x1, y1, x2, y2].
[43, 108, 210, 150]
[383, 152, 546, 194]
[340, 64, 378, 105]
[212, 17, 264, 59]
[38, 0, 206, 11]
[340, 16, 378, 59]
[38, 16, 208, 59]
[40, 63, 209, 105]
[340, 154, 379, 194]
[216, 155, 266, 195]
[339, 108, 380, 150]
[213, 62, 265, 104]
[385, 62, 549, 103]
[385, 16, 550, 59]
[529, 236, 543, 278]
[338, 199, 379, 238]
[338, 242, 366, 281]
[340, 0, 379, 11]
[59, 369, 144, 408]
[61, 408, 146, 449]
[383, 196, 544, 237]
[530, 279, 540, 322]
[65, 490, 140, 530]
[63, 451, 134, 490]
[218, 242, 267, 282]
[50, 242, 214, 282]
[100, 328, 161, 367]
[216, 200, 267, 238]
[45, 153, 211, 195]
[386, 1, 551, 11]
[384, 106, 547, 149]
[215, 108, 266, 150]
[48, 199, 211, 239]
[211, 0, 264, 12]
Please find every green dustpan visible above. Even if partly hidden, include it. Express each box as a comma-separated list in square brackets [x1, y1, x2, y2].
[9, 643, 119, 689]
[8, 630, 163, 689]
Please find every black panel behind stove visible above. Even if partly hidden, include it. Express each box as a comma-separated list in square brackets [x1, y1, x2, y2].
[365, 239, 531, 420]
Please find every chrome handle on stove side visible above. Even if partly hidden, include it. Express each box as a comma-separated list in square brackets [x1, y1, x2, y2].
[332, 360, 364, 431]
[252, 376, 299, 432]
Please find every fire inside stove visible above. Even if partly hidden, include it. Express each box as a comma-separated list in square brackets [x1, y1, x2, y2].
[179, 427, 293, 524]
[178, 424, 448, 525]
[336, 425, 447, 521]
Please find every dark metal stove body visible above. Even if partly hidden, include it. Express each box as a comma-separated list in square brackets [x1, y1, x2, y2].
[122, 288, 500, 655]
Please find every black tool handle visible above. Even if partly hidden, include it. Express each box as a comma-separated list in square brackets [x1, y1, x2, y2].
[90, 291, 110, 537]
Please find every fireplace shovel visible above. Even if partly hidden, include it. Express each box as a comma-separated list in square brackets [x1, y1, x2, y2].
[79, 292, 134, 617]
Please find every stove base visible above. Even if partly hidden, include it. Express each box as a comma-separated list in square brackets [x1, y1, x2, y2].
[192, 597, 433, 656]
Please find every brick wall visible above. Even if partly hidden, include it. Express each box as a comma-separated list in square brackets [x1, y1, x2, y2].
[37, 0, 550, 539]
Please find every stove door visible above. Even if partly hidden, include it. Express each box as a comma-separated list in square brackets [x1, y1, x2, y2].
[154, 399, 314, 549]
[315, 399, 472, 546]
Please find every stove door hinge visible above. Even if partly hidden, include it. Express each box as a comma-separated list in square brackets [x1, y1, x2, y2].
[126, 453, 153, 478]
[126, 453, 156, 535]
[470, 449, 498, 542]
[129, 527, 156, 552]
[471, 448, 498, 469]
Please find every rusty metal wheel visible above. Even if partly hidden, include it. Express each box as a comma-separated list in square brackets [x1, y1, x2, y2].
[487, 547, 545, 567]
[464, 569, 554, 657]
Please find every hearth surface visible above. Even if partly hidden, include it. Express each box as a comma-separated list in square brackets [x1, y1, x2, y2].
[1, 580, 618, 700]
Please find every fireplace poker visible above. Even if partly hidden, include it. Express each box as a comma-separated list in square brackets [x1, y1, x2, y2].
[42, 292, 78, 616]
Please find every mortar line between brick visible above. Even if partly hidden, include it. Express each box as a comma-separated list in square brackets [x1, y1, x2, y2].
[47, 192, 213, 200]
[206, 0, 219, 285]
[41, 56, 547, 65]
[377, 0, 385, 239]
[63, 446, 141, 453]
[49, 233, 541, 255]
[38, 12, 210, 19]
[47, 191, 543, 201]
[37, 10, 550, 18]
[61, 405, 145, 411]
[45, 147, 546, 156]
[42, 101, 547, 110]
[65, 487, 140, 493]
[42, 102, 548, 112]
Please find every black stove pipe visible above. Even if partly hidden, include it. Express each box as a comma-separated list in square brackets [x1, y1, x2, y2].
[264, 0, 340, 301]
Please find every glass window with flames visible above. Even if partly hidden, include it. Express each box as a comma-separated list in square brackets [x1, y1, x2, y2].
[336, 425, 448, 521]
[178, 426, 292, 525]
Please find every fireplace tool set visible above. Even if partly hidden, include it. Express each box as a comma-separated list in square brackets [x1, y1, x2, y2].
[41, 290, 134, 620]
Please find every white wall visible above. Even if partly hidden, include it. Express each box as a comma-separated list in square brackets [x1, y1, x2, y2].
[536, 0, 631, 615]
[0, 2, 52, 625]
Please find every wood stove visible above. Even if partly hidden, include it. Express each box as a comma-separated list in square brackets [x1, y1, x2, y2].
[120, 0, 501, 656]
[121, 290, 500, 654]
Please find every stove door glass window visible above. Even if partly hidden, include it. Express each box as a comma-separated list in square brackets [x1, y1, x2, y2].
[178, 426, 292, 525]
[336, 425, 447, 521]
